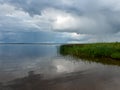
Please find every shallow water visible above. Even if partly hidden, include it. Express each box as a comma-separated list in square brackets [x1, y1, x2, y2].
[0, 44, 120, 90]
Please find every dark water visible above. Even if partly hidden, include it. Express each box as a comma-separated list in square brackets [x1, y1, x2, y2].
[0, 44, 120, 90]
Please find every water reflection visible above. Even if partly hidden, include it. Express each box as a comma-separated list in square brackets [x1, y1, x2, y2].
[0, 45, 120, 90]
[1, 67, 120, 90]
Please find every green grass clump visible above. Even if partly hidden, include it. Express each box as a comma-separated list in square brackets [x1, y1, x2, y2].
[111, 53, 120, 59]
[60, 42, 120, 60]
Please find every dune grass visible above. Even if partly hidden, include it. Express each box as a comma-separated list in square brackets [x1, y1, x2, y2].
[60, 42, 120, 60]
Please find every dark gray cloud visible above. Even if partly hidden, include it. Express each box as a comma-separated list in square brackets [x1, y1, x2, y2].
[0, 0, 120, 43]
[0, 0, 70, 15]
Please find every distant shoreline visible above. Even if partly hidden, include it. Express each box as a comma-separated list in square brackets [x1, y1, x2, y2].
[0, 43, 65, 45]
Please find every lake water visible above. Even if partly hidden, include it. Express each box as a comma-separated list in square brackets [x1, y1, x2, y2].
[0, 44, 120, 90]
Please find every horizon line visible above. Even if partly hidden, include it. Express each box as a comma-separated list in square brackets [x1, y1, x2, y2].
[0, 43, 67, 45]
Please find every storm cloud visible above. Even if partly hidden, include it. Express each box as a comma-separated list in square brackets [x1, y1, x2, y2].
[0, 0, 120, 43]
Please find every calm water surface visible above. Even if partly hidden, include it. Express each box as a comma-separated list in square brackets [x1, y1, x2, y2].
[0, 44, 120, 90]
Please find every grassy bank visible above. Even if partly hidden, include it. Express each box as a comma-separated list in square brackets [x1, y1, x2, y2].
[60, 42, 120, 60]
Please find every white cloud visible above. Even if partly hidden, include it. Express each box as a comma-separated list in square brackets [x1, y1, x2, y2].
[52, 14, 96, 31]
[0, 3, 50, 31]
[40, 8, 98, 34]
[61, 32, 87, 40]
[0, 3, 33, 30]
[0, 3, 15, 15]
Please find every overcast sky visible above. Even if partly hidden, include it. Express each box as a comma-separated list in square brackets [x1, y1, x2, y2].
[0, 0, 120, 43]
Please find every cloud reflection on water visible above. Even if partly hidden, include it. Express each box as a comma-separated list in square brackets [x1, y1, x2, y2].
[0, 45, 100, 82]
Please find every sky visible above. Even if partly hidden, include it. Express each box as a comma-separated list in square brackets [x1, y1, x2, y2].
[0, 0, 120, 43]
